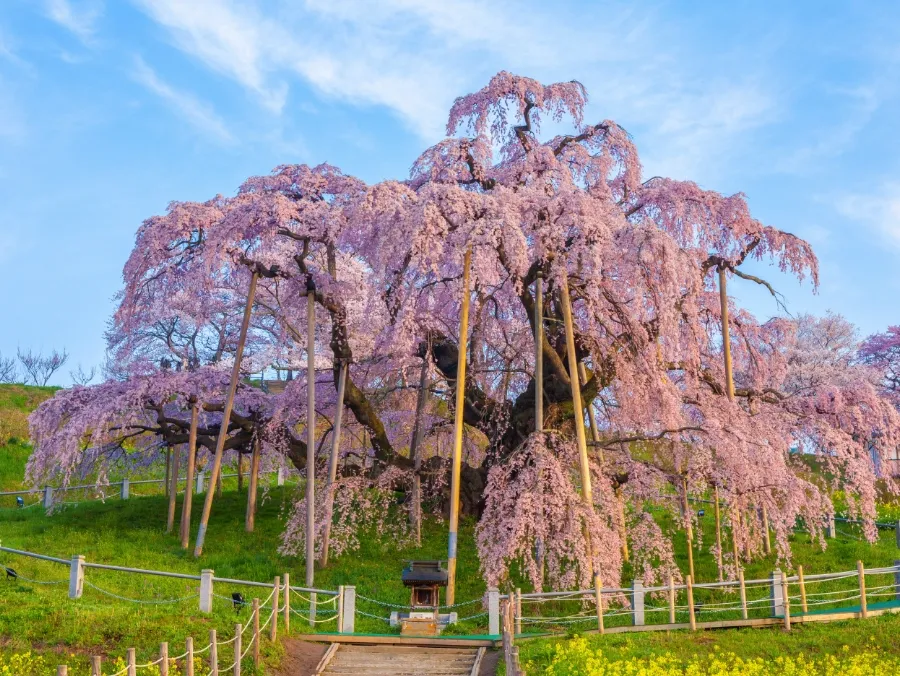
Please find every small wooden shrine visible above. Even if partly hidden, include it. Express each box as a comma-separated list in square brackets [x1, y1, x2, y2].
[392, 560, 455, 636]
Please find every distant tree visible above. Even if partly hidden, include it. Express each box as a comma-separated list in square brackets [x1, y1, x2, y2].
[0, 352, 16, 383]
[859, 325, 900, 407]
[17, 348, 69, 387]
[70, 363, 97, 386]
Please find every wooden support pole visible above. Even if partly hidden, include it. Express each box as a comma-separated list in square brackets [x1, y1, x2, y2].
[687, 575, 696, 631]
[322, 362, 348, 562]
[595, 578, 605, 634]
[245, 436, 261, 532]
[714, 485, 723, 581]
[160, 642, 169, 676]
[166, 446, 181, 533]
[798, 565, 808, 614]
[283, 572, 291, 634]
[559, 273, 599, 587]
[252, 598, 260, 668]
[165, 447, 171, 498]
[668, 575, 676, 624]
[534, 271, 544, 432]
[209, 630, 218, 676]
[270, 576, 280, 642]
[186, 637, 194, 676]
[718, 267, 735, 401]
[858, 560, 868, 619]
[782, 574, 791, 630]
[762, 505, 772, 555]
[233, 624, 241, 676]
[739, 570, 748, 620]
[237, 454, 244, 493]
[127, 648, 136, 676]
[447, 246, 472, 606]
[91, 656, 101, 676]
[306, 278, 317, 591]
[515, 588, 522, 636]
[194, 272, 259, 557]
[408, 356, 428, 546]
[682, 478, 695, 582]
[180, 401, 199, 548]
[732, 508, 742, 570]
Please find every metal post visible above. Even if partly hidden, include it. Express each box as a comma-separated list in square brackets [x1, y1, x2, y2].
[194, 271, 259, 557]
[322, 362, 348, 562]
[186, 637, 194, 676]
[233, 624, 241, 676]
[447, 246, 472, 606]
[632, 580, 645, 626]
[488, 588, 500, 636]
[341, 586, 356, 633]
[305, 277, 317, 590]
[858, 560, 868, 619]
[199, 569, 214, 613]
[68, 555, 84, 599]
[687, 575, 696, 631]
[209, 630, 218, 676]
[770, 569, 784, 618]
[534, 271, 543, 432]
[120, 479, 129, 500]
[181, 401, 198, 548]
[270, 576, 280, 641]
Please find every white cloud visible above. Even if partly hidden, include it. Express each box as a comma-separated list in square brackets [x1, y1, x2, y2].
[45, 0, 103, 43]
[131, 57, 233, 143]
[834, 182, 900, 248]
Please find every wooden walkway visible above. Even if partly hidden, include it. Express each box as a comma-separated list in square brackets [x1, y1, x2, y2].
[314, 644, 485, 675]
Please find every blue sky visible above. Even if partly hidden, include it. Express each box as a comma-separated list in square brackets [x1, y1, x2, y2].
[1, 0, 899, 385]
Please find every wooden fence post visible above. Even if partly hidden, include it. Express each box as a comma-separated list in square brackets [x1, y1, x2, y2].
[252, 598, 260, 668]
[233, 624, 242, 676]
[127, 648, 136, 676]
[739, 570, 748, 620]
[515, 588, 522, 635]
[781, 575, 791, 631]
[687, 575, 696, 631]
[91, 656, 101, 676]
[668, 575, 676, 624]
[283, 572, 291, 634]
[714, 485, 723, 581]
[209, 629, 218, 676]
[160, 642, 169, 676]
[798, 565, 808, 614]
[57, 666, 67, 676]
[186, 637, 194, 676]
[270, 576, 280, 641]
[858, 560, 868, 619]
[595, 579, 605, 634]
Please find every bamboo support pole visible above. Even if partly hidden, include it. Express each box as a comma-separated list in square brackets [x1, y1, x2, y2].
[714, 485, 723, 581]
[798, 565, 808, 614]
[283, 572, 291, 634]
[180, 402, 198, 548]
[782, 575, 791, 630]
[560, 273, 600, 590]
[166, 446, 181, 533]
[535, 271, 544, 432]
[186, 637, 194, 676]
[687, 575, 696, 631]
[209, 630, 218, 676]
[668, 575, 676, 624]
[194, 272, 259, 557]
[858, 560, 868, 619]
[306, 278, 316, 589]
[447, 247, 472, 606]
[270, 576, 280, 641]
[718, 267, 734, 400]
[252, 599, 260, 668]
[739, 570, 748, 620]
[233, 624, 241, 676]
[408, 357, 427, 546]
[595, 578, 605, 634]
[321, 362, 348, 563]
[245, 436, 260, 532]
[160, 642, 169, 676]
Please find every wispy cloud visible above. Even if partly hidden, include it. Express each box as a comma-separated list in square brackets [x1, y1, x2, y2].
[130, 56, 233, 143]
[834, 182, 900, 248]
[45, 0, 103, 43]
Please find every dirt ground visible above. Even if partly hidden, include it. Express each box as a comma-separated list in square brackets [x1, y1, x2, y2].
[275, 639, 499, 675]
